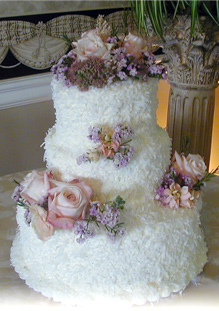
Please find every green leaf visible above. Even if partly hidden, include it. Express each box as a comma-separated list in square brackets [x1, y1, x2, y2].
[202, 2, 219, 27]
[115, 196, 125, 209]
[62, 34, 72, 48]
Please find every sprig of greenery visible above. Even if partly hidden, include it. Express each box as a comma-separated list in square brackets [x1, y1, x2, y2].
[62, 34, 72, 48]
[193, 166, 219, 191]
[130, 0, 219, 39]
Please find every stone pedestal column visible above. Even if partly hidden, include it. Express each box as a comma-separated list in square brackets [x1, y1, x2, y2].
[162, 15, 219, 168]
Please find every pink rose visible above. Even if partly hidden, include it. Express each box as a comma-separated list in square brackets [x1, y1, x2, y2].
[122, 32, 149, 59]
[20, 170, 52, 205]
[72, 29, 114, 61]
[47, 179, 92, 229]
[173, 151, 207, 183]
[30, 204, 55, 241]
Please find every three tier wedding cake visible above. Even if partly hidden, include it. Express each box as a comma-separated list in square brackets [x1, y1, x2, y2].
[11, 16, 208, 306]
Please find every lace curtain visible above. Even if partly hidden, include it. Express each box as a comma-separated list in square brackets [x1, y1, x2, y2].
[0, 11, 137, 70]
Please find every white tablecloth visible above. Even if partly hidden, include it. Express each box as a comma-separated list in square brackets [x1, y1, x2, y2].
[0, 170, 219, 310]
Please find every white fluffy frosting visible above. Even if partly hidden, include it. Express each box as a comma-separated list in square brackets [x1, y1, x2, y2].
[11, 77, 208, 306]
[44, 78, 171, 198]
[11, 199, 207, 306]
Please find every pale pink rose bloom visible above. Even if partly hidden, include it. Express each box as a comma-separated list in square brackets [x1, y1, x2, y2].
[20, 170, 52, 205]
[163, 183, 192, 209]
[173, 151, 206, 183]
[122, 32, 149, 59]
[186, 153, 207, 180]
[30, 204, 55, 241]
[47, 180, 92, 229]
[72, 29, 114, 61]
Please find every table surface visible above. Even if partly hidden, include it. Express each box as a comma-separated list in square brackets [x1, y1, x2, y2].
[0, 170, 219, 311]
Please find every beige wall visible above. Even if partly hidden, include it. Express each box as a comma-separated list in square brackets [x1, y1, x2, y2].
[0, 101, 55, 176]
[0, 1, 129, 18]
[0, 80, 218, 176]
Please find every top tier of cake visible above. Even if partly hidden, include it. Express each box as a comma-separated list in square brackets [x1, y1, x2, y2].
[44, 77, 171, 199]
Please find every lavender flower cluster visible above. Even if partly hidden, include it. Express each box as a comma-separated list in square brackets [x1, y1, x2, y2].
[113, 145, 134, 168]
[112, 124, 133, 141]
[87, 126, 102, 143]
[76, 124, 134, 168]
[51, 44, 167, 91]
[52, 53, 115, 91]
[11, 182, 33, 225]
[111, 49, 167, 82]
[74, 196, 126, 243]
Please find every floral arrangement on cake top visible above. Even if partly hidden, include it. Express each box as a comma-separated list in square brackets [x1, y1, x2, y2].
[51, 15, 167, 91]
[156, 151, 219, 209]
[77, 124, 134, 168]
[12, 170, 126, 243]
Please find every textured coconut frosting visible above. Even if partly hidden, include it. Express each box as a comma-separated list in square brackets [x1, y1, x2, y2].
[44, 78, 171, 198]
[11, 199, 207, 306]
[11, 77, 208, 306]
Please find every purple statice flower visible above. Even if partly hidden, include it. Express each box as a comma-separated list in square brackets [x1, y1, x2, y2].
[89, 201, 103, 222]
[117, 71, 128, 80]
[113, 124, 134, 141]
[107, 231, 117, 241]
[106, 36, 117, 44]
[116, 58, 128, 71]
[143, 52, 156, 65]
[113, 145, 134, 169]
[107, 227, 126, 242]
[181, 175, 194, 188]
[155, 186, 166, 202]
[76, 154, 90, 165]
[129, 67, 138, 77]
[100, 203, 120, 228]
[66, 57, 115, 91]
[114, 153, 129, 168]
[11, 184, 22, 202]
[148, 64, 161, 75]
[24, 208, 32, 226]
[111, 47, 126, 57]
[74, 221, 94, 244]
[87, 126, 102, 143]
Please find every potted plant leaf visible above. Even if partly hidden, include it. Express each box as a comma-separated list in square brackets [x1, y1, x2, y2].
[131, 0, 219, 168]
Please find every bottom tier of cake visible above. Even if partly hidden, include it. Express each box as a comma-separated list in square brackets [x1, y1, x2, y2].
[10, 196, 207, 307]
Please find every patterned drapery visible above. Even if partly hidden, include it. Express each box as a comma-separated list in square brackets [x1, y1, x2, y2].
[0, 11, 136, 70]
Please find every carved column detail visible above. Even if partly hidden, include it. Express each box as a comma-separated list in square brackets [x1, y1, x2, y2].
[168, 86, 215, 167]
[162, 15, 219, 168]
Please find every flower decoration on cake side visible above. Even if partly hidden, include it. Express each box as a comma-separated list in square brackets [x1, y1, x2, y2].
[51, 15, 167, 91]
[74, 196, 126, 243]
[12, 170, 126, 242]
[156, 151, 219, 209]
[77, 124, 134, 168]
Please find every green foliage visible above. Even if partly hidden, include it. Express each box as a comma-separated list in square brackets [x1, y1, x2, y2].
[193, 166, 219, 190]
[130, 0, 219, 39]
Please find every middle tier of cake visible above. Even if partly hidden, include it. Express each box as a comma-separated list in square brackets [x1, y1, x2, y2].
[44, 78, 171, 197]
